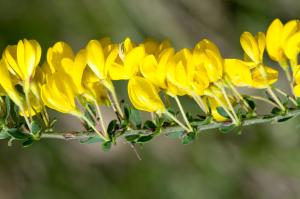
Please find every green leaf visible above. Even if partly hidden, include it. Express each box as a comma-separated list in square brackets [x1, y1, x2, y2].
[277, 116, 293, 122]
[245, 97, 256, 110]
[31, 120, 42, 135]
[143, 120, 156, 130]
[80, 135, 104, 144]
[165, 131, 184, 139]
[182, 133, 195, 145]
[107, 120, 117, 136]
[137, 134, 153, 143]
[271, 107, 282, 115]
[7, 128, 30, 140]
[129, 108, 142, 128]
[0, 130, 9, 140]
[102, 141, 112, 151]
[219, 124, 236, 133]
[124, 105, 130, 119]
[216, 106, 230, 118]
[125, 134, 141, 142]
[22, 138, 34, 148]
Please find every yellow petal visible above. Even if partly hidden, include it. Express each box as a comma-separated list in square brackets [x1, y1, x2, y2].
[17, 39, 41, 80]
[294, 84, 300, 97]
[256, 32, 266, 62]
[41, 73, 77, 114]
[128, 76, 165, 112]
[251, 66, 278, 88]
[192, 65, 209, 95]
[124, 46, 145, 78]
[3, 45, 24, 80]
[0, 60, 23, 107]
[266, 18, 284, 62]
[203, 49, 223, 82]
[284, 31, 300, 60]
[140, 55, 158, 83]
[224, 59, 252, 87]
[47, 41, 74, 73]
[86, 40, 105, 79]
[240, 32, 260, 63]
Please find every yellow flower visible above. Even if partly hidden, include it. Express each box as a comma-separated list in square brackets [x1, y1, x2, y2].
[46, 41, 74, 73]
[86, 39, 110, 80]
[191, 64, 209, 96]
[224, 59, 252, 87]
[251, 66, 278, 88]
[0, 59, 23, 107]
[284, 31, 300, 65]
[82, 67, 109, 105]
[166, 48, 194, 96]
[108, 38, 146, 80]
[193, 39, 223, 82]
[3, 39, 41, 82]
[140, 48, 175, 89]
[240, 31, 265, 64]
[41, 72, 79, 114]
[60, 49, 87, 94]
[266, 19, 300, 63]
[143, 39, 171, 56]
[128, 76, 165, 112]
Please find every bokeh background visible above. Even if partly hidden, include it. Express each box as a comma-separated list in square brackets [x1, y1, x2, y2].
[1, 0, 300, 198]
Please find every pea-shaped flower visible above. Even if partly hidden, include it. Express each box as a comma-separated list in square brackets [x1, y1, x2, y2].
[140, 48, 175, 89]
[193, 39, 223, 82]
[0, 59, 23, 107]
[266, 19, 300, 64]
[3, 39, 41, 84]
[108, 38, 146, 80]
[41, 72, 79, 115]
[128, 76, 165, 113]
[166, 48, 195, 96]
[240, 32, 265, 64]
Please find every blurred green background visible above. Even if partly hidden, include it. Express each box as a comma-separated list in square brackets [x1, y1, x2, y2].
[1, 0, 300, 198]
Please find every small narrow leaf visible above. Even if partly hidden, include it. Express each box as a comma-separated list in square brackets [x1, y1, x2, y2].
[22, 138, 34, 147]
[7, 128, 30, 140]
[216, 106, 230, 118]
[219, 124, 236, 133]
[137, 134, 153, 143]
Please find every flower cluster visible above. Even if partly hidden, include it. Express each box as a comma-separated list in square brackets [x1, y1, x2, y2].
[0, 18, 299, 146]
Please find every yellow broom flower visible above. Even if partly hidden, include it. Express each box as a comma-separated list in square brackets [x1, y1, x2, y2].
[3, 39, 41, 83]
[41, 72, 79, 114]
[266, 19, 300, 64]
[107, 38, 146, 80]
[193, 39, 223, 82]
[0, 59, 23, 107]
[140, 48, 175, 89]
[128, 76, 165, 112]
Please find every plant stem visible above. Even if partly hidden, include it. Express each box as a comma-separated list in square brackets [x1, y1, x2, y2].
[250, 95, 279, 107]
[214, 82, 240, 124]
[191, 94, 208, 114]
[41, 108, 300, 141]
[225, 78, 251, 111]
[273, 87, 298, 106]
[93, 100, 108, 137]
[266, 87, 285, 111]
[80, 114, 108, 141]
[173, 96, 193, 131]
[163, 111, 190, 132]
